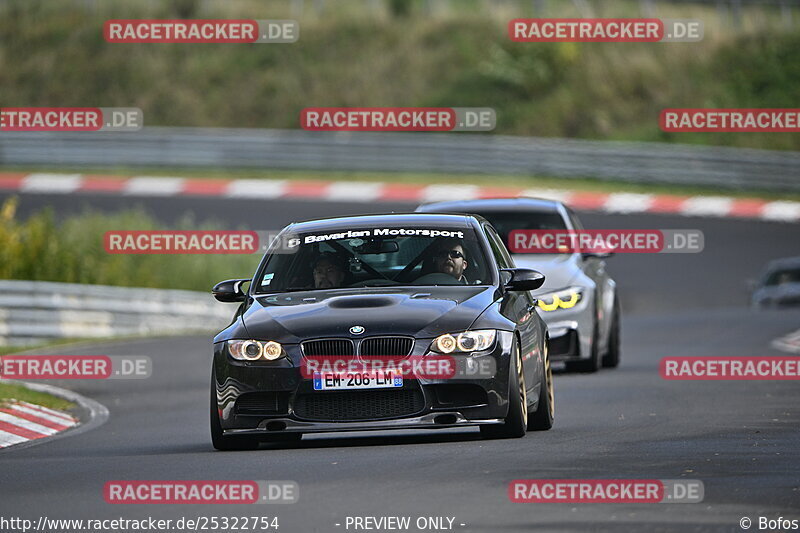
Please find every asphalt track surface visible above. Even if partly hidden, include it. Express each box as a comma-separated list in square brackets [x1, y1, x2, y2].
[1, 191, 799, 532]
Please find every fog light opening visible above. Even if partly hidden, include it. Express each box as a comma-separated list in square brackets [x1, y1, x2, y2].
[265, 420, 287, 432]
[434, 414, 458, 425]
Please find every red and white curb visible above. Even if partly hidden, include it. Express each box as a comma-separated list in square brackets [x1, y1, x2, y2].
[0, 400, 78, 448]
[1, 172, 798, 223]
[772, 329, 800, 354]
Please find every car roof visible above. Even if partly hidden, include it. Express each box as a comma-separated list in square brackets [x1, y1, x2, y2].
[416, 197, 564, 214]
[288, 212, 480, 233]
[764, 256, 800, 273]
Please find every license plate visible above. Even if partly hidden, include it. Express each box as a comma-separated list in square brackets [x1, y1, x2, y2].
[313, 371, 403, 391]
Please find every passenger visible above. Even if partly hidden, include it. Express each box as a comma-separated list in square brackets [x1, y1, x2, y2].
[313, 253, 347, 289]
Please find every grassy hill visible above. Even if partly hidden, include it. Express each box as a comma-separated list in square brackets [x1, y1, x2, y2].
[1, 0, 799, 150]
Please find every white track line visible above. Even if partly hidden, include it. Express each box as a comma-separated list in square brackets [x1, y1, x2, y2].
[124, 177, 185, 196]
[21, 174, 82, 193]
[0, 430, 28, 447]
[10, 404, 76, 426]
[16, 401, 76, 422]
[0, 411, 57, 436]
[326, 181, 383, 202]
[680, 196, 734, 217]
[225, 179, 287, 198]
[3, 173, 799, 223]
[761, 201, 800, 222]
[421, 184, 480, 202]
[519, 189, 572, 203]
[603, 193, 655, 214]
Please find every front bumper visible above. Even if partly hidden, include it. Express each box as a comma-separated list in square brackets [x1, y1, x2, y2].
[537, 296, 594, 362]
[212, 331, 515, 436]
[226, 412, 503, 436]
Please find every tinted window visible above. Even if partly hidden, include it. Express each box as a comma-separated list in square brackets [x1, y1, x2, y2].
[765, 268, 800, 286]
[469, 211, 567, 253]
[483, 224, 512, 269]
[565, 207, 585, 231]
[255, 225, 492, 292]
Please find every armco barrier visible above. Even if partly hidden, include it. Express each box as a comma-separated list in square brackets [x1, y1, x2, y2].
[0, 280, 234, 347]
[1, 127, 799, 191]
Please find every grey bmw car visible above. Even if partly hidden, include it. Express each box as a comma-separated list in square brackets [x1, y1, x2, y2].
[417, 198, 620, 372]
[751, 256, 800, 308]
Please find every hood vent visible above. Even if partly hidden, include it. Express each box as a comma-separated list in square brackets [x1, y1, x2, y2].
[328, 296, 396, 309]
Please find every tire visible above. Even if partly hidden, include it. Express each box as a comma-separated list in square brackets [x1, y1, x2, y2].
[527, 340, 554, 431]
[210, 370, 259, 451]
[480, 340, 527, 439]
[565, 322, 601, 373]
[602, 298, 621, 368]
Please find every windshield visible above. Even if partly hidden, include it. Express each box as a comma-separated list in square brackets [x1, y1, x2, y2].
[254, 225, 493, 293]
[765, 268, 800, 286]
[470, 211, 569, 253]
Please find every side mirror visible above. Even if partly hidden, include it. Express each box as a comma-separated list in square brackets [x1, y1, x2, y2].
[501, 268, 545, 292]
[212, 279, 251, 302]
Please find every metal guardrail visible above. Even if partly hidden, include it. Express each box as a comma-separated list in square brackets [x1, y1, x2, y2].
[2, 127, 800, 191]
[0, 280, 235, 347]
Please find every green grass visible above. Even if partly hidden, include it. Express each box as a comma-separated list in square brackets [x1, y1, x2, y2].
[1, 0, 799, 150]
[0, 383, 75, 411]
[0, 196, 260, 290]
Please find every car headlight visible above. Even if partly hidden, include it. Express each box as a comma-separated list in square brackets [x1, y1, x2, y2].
[430, 330, 496, 353]
[537, 287, 584, 312]
[228, 340, 284, 361]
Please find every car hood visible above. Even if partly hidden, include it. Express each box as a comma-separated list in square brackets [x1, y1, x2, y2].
[241, 286, 497, 342]
[511, 254, 580, 293]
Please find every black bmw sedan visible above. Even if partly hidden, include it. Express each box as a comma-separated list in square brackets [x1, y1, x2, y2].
[210, 213, 553, 450]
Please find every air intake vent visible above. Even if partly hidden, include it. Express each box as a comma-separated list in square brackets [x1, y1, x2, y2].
[360, 337, 414, 357]
[293, 389, 425, 421]
[302, 339, 354, 357]
[234, 392, 289, 415]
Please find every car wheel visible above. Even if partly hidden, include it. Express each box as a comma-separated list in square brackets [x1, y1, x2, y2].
[480, 339, 527, 439]
[210, 370, 259, 451]
[565, 322, 601, 373]
[602, 298, 621, 368]
[527, 340, 554, 431]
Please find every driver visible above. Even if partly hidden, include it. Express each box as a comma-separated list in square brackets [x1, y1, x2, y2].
[432, 238, 469, 283]
[313, 252, 347, 289]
